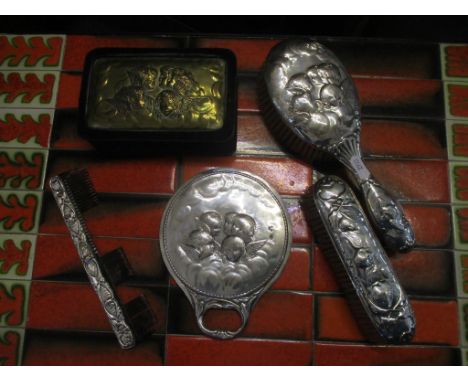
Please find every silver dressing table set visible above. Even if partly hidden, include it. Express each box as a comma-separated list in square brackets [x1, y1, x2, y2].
[50, 39, 416, 348]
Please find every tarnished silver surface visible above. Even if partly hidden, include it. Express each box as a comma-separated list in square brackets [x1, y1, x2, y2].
[160, 169, 291, 339]
[264, 39, 415, 252]
[313, 175, 415, 342]
[49, 175, 136, 349]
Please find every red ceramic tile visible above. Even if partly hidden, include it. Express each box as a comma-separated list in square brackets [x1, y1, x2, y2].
[271, 248, 311, 290]
[238, 77, 260, 112]
[283, 199, 312, 245]
[317, 296, 459, 345]
[33, 235, 166, 281]
[46, 152, 177, 194]
[324, 41, 439, 80]
[27, 281, 166, 332]
[361, 119, 446, 159]
[181, 156, 312, 196]
[365, 159, 449, 203]
[312, 246, 339, 293]
[404, 205, 451, 248]
[237, 113, 284, 154]
[313, 246, 454, 295]
[390, 250, 454, 295]
[50, 109, 93, 150]
[193, 38, 280, 72]
[443, 45, 468, 78]
[40, 194, 166, 239]
[22, 333, 163, 365]
[355, 78, 442, 109]
[63, 35, 179, 71]
[56, 73, 81, 109]
[170, 290, 313, 340]
[0, 330, 22, 366]
[165, 335, 313, 365]
[315, 342, 458, 366]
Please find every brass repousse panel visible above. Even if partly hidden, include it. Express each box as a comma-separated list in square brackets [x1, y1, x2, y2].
[86, 57, 226, 130]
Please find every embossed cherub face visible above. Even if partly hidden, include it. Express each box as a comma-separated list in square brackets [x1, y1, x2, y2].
[198, 211, 223, 236]
[286, 63, 354, 142]
[221, 236, 246, 262]
[223, 212, 256, 243]
[159, 66, 198, 96]
[127, 66, 158, 91]
[187, 229, 216, 259]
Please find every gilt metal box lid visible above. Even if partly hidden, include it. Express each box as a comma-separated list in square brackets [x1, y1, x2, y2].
[78, 48, 237, 154]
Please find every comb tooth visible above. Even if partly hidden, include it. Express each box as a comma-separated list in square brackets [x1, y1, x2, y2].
[124, 295, 157, 340]
[60, 168, 98, 212]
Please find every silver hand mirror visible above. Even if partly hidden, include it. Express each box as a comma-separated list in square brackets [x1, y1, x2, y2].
[264, 39, 415, 252]
[160, 169, 291, 339]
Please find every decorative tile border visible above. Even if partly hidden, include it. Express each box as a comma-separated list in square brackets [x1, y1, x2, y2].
[0, 235, 36, 280]
[455, 252, 468, 298]
[0, 328, 24, 366]
[0, 71, 60, 108]
[0, 191, 42, 234]
[0, 109, 54, 149]
[444, 81, 468, 121]
[441, 44, 468, 82]
[446, 120, 468, 161]
[0, 35, 65, 70]
[0, 148, 48, 191]
[0, 280, 30, 328]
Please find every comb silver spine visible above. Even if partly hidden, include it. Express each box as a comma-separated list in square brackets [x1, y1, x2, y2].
[49, 175, 136, 349]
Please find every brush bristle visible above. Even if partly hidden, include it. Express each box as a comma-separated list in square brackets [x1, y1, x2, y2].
[59, 168, 98, 212]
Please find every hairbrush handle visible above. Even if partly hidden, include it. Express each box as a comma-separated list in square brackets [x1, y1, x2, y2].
[347, 157, 415, 252]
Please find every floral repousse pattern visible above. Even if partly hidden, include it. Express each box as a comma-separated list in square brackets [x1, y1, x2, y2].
[314, 175, 415, 342]
[49, 176, 135, 349]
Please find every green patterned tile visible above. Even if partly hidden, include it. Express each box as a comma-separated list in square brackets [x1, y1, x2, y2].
[444, 81, 468, 121]
[446, 120, 468, 161]
[0, 235, 36, 280]
[441, 43, 468, 82]
[0, 148, 48, 191]
[0, 328, 24, 366]
[0, 280, 30, 328]
[0, 190, 42, 234]
[455, 252, 468, 298]
[0, 109, 54, 149]
[0, 35, 65, 70]
[0, 71, 60, 108]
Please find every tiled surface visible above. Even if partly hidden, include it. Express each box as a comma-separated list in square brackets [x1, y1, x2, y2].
[442, 41, 468, 364]
[0, 34, 465, 365]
